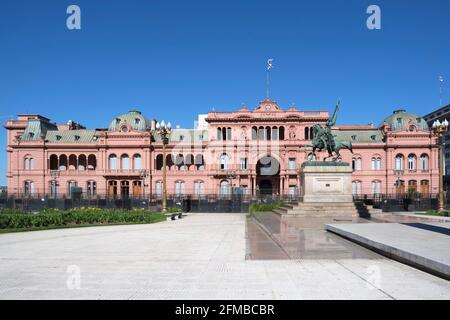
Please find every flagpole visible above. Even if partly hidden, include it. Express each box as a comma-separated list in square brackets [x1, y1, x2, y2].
[266, 58, 273, 99]
[439, 76, 444, 107]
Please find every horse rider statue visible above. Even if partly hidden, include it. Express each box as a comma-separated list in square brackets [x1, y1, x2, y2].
[304, 100, 353, 161]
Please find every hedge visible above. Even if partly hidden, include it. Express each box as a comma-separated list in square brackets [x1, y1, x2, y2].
[248, 201, 285, 216]
[0, 208, 165, 229]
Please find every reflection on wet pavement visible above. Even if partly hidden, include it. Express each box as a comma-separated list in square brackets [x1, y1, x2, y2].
[249, 212, 382, 260]
[246, 218, 289, 260]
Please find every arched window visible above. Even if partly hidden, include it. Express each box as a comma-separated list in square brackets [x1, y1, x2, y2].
[251, 126, 257, 140]
[419, 154, 429, 171]
[175, 154, 185, 170]
[194, 180, 205, 195]
[407, 154, 416, 171]
[59, 155, 67, 171]
[395, 154, 404, 171]
[87, 154, 97, 170]
[217, 127, 222, 141]
[49, 154, 58, 170]
[352, 156, 362, 171]
[175, 180, 185, 196]
[271, 126, 278, 140]
[166, 154, 174, 169]
[258, 126, 265, 140]
[220, 180, 231, 195]
[310, 127, 314, 140]
[68, 154, 77, 170]
[121, 154, 130, 170]
[304, 127, 309, 140]
[265, 126, 271, 140]
[372, 180, 381, 195]
[220, 153, 230, 170]
[24, 156, 34, 170]
[109, 154, 117, 170]
[195, 154, 205, 170]
[133, 154, 142, 170]
[371, 156, 382, 170]
[78, 155, 87, 171]
[279, 126, 285, 140]
[226, 127, 232, 140]
[185, 154, 194, 169]
[156, 154, 163, 170]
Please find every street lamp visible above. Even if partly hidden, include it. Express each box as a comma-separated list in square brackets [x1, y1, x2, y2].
[151, 120, 172, 213]
[432, 119, 449, 214]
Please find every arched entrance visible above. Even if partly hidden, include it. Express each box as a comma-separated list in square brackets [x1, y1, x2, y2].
[256, 156, 280, 195]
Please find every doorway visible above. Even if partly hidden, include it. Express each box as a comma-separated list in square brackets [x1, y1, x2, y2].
[120, 181, 130, 198]
[108, 180, 118, 197]
[133, 181, 142, 197]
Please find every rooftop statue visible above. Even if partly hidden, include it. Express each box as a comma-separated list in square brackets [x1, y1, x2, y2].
[304, 100, 353, 161]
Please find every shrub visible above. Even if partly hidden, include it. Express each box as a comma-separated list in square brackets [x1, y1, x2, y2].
[0, 208, 165, 230]
[248, 201, 285, 216]
[424, 209, 448, 216]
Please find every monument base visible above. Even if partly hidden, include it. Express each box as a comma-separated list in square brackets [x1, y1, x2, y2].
[300, 161, 353, 203]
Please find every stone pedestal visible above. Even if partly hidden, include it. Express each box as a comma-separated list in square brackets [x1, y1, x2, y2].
[300, 161, 353, 203]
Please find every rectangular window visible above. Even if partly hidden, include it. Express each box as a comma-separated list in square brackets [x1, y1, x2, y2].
[288, 185, 297, 196]
[288, 158, 296, 170]
[155, 181, 162, 197]
[240, 158, 247, 170]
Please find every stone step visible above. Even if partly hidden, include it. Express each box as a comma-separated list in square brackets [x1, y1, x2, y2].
[285, 210, 359, 215]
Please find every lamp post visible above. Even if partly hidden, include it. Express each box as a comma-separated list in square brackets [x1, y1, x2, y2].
[139, 169, 149, 199]
[151, 120, 172, 213]
[432, 119, 449, 214]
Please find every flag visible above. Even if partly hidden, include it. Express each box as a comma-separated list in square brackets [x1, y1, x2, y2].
[267, 58, 274, 71]
[439, 75, 444, 83]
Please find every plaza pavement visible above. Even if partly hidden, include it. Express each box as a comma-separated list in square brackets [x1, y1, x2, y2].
[0, 213, 449, 300]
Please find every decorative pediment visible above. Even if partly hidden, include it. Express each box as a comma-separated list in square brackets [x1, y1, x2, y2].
[254, 99, 282, 112]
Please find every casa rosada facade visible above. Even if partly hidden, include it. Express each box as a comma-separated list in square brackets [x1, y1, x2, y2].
[5, 99, 438, 198]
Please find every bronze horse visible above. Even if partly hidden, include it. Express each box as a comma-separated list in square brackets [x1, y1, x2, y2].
[304, 124, 353, 161]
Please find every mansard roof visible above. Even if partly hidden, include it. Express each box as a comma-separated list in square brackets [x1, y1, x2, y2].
[381, 109, 429, 131]
[108, 110, 150, 132]
[21, 118, 58, 141]
[332, 128, 384, 143]
[152, 128, 208, 143]
[45, 130, 99, 143]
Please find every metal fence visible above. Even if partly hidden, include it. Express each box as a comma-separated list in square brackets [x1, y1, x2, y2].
[0, 192, 440, 213]
[0, 192, 299, 213]
[353, 193, 439, 212]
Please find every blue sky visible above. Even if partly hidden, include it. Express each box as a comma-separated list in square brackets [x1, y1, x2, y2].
[0, 0, 449, 185]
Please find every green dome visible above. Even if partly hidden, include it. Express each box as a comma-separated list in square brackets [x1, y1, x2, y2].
[381, 109, 429, 131]
[108, 110, 149, 132]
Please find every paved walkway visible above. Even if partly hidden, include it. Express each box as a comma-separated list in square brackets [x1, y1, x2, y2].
[326, 222, 450, 279]
[0, 214, 449, 299]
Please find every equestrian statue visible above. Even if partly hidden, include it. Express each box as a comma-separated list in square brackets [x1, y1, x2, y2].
[304, 100, 353, 161]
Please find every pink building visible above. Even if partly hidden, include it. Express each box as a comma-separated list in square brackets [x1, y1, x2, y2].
[4, 99, 437, 199]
